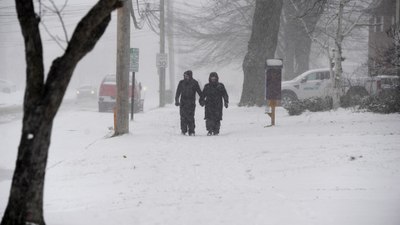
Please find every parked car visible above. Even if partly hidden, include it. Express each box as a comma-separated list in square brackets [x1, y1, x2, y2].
[281, 68, 382, 109]
[0, 79, 17, 93]
[376, 75, 399, 91]
[98, 74, 144, 113]
[281, 68, 332, 108]
[76, 85, 97, 99]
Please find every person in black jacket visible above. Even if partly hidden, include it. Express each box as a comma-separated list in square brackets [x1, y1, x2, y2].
[200, 72, 229, 136]
[175, 70, 202, 136]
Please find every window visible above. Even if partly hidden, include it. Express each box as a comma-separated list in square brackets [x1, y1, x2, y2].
[375, 16, 384, 32]
[323, 72, 330, 80]
[374, 16, 385, 32]
[306, 73, 318, 81]
[370, 17, 375, 32]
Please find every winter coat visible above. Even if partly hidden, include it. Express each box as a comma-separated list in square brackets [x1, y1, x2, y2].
[175, 77, 202, 110]
[201, 82, 229, 121]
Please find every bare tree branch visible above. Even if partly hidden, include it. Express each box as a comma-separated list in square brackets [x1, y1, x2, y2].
[40, 21, 66, 50]
[43, 0, 70, 43]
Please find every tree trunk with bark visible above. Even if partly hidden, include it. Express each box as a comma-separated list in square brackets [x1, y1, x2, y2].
[240, 0, 283, 106]
[281, 0, 325, 80]
[332, 0, 345, 108]
[1, 1, 121, 225]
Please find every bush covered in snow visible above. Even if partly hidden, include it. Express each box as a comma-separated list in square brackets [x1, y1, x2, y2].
[286, 97, 333, 116]
[340, 91, 367, 108]
[359, 87, 400, 113]
[286, 99, 305, 116]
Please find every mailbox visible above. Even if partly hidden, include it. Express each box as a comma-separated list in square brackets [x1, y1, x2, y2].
[264, 59, 283, 127]
[265, 59, 283, 100]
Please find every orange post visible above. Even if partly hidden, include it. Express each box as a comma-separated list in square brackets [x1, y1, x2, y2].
[266, 100, 277, 127]
[113, 107, 117, 131]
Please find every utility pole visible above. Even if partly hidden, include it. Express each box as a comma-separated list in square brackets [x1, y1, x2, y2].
[159, 0, 166, 107]
[115, 0, 130, 135]
[397, 0, 400, 76]
[397, 0, 399, 24]
[167, 0, 176, 97]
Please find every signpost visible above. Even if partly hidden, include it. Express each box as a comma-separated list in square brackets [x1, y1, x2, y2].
[156, 53, 168, 68]
[157, 53, 168, 107]
[130, 48, 139, 120]
[130, 48, 139, 72]
[265, 59, 283, 127]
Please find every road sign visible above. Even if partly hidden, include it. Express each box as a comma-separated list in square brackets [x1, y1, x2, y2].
[130, 48, 139, 72]
[156, 53, 168, 68]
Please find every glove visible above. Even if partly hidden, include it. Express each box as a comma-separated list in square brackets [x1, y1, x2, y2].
[175, 102, 180, 106]
[224, 102, 228, 108]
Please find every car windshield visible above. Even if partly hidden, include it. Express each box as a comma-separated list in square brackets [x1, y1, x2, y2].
[103, 75, 134, 84]
[293, 70, 329, 82]
[103, 76, 116, 84]
[79, 85, 94, 90]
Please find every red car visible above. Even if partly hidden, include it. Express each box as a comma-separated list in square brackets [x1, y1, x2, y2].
[98, 74, 144, 112]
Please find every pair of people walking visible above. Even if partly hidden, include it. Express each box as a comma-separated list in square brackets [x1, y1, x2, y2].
[175, 70, 229, 136]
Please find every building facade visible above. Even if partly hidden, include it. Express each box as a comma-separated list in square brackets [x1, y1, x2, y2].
[368, 0, 400, 76]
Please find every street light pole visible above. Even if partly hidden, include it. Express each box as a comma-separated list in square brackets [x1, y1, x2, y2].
[159, 0, 166, 107]
[167, 0, 176, 94]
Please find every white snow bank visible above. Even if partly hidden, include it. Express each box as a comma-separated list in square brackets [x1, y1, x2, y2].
[1, 105, 399, 225]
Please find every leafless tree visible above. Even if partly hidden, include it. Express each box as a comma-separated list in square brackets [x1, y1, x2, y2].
[174, 0, 254, 68]
[38, 0, 143, 50]
[291, 0, 376, 107]
[239, 0, 283, 106]
[278, 0, 326, 80]
[0, 1, 122, 224]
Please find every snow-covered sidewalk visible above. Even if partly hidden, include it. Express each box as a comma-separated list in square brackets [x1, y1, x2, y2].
[1, 105, 400, 225]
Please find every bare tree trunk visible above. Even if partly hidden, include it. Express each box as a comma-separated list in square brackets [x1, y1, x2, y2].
[294, 35, 312, 75]
[281, 0, 325, 80]
[1, 1, 121, 224]
[240, 0, 283, 106]
[332, 0, 345, 108]
[279, 6, 296, 80]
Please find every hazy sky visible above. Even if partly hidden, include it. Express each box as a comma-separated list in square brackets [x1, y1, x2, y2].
[0, 0, 369, 105]
[0, 0, 245, 105]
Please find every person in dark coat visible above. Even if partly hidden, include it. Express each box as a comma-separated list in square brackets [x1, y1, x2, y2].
[175, 70, 202, 136]
[200, 72, 229, 136]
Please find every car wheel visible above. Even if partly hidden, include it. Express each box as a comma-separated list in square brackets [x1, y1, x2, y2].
[281, 92, 297, 109]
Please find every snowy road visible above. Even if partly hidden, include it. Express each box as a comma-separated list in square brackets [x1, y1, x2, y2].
[1, 102, 400, 225]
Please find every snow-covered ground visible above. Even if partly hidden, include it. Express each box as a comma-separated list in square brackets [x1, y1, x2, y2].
[1, 100, 400, 225]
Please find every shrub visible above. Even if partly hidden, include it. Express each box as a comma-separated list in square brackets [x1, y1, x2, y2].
[286, 99, 305, 116]
[340, 87, 369, 108]
[359, 87, 400, 113]
[285, 97, 333, 116]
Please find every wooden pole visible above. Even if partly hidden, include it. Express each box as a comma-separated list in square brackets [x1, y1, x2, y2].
[159, 0, 166, 107]
[115, 1, 130, 134]
[130, 72, 135, 121]
[266, 100, 277, 127]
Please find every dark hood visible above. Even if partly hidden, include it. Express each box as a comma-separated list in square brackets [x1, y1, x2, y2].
[209, 72, 219, 83]
[184, 70, 193, 79]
